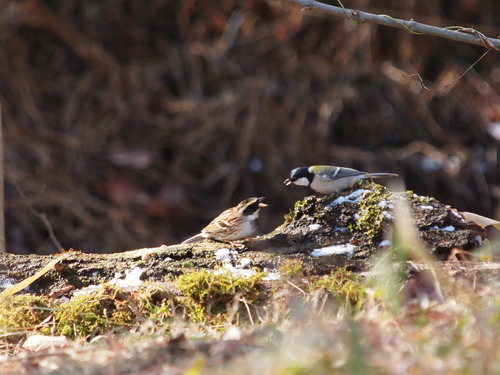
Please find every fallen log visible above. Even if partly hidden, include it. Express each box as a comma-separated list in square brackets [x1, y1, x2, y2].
[0, 183, 494, 295]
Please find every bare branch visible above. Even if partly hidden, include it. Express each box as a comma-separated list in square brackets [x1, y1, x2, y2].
[287, 0, 500, 50]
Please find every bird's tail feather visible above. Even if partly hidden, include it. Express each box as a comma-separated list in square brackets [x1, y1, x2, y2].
[366, 172, 398, 179]
[182, 233, 205, 244]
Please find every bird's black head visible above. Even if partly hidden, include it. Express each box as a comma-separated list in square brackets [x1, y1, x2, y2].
[239, 197, 268, 216]
[284, 167, 313, 186]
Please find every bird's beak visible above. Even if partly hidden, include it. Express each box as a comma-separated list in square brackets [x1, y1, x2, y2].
[257, 197, 268, 208]
[284, 178, 292, 186]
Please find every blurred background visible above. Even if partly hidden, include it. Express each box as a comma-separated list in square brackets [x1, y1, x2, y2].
[0, 0, 498, 254]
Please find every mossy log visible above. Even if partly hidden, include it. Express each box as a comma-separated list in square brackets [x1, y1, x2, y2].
[0, 183, 492, 295]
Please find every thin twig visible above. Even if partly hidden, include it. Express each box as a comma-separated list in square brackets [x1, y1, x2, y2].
[240, 298, 255, 325]
[286, 280, 307, 296]
[287, 0, 500, 50]
[403, 48, 491, 91]
[13, 184, 63, 251]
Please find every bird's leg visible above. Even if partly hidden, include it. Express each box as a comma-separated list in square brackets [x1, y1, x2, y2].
[228, 241, 247, 250]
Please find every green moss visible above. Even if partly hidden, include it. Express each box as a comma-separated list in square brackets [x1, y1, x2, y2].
[416, 194, 434, 204]
[318, 193, 338, 205]
[54, 285, 136, 338]
[137, 284, 174, 324]
[355, 185, 392, 243]
[181, 260, 195, 268]
[283, 196, 318, 225]
[0, 295, 53, 340]
[307, 268, 365, 310]
[279, 259, 304, 278]
[174, 269, 264, 324]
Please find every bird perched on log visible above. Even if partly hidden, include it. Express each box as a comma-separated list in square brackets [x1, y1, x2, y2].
[182, 197, 268, 243]
[284, 165, 398, 195]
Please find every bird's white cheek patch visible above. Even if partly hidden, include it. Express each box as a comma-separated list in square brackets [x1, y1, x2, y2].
[294, 177, 310, 186]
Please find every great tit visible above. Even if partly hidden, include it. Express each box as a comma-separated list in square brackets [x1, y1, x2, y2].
[284, 165, 398, 194]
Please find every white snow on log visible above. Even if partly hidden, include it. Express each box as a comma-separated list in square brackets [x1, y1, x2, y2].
[378, 200, 393, 209]
[215, 248, 232, 263]
[215, 264, 256, 278]
[335, 227, 349, 232]
[440, 225, 455, 232]
[263, 268, 280, 281]
[382, 211, 393, 219]
[308, 223, 321, 231]
[110, 267, 143, 289]
[474, 235, 483, 246]
[240, 258, 251, 268]
[311, 244, 356, 257]
[430, 225, 456, 232]
[73, 284, 101, 297]
[0, 276, 18, 289]
[329, 189, 366, 206]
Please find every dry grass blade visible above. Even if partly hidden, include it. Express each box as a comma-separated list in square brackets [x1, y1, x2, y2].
[391, 182, 450, 298]
[0, 253, 70, 301]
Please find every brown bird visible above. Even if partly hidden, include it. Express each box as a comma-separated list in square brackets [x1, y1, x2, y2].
[182, 197, 268, 243]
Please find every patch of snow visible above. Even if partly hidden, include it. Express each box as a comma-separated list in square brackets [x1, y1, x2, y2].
[474, 235, 483, 246]
[0, 276, 17, 289]
[110, 267, 143, 289]
[430, 225, 455, 232]
[440, 225, 455, 232]
[215, 248, 232, 263]
[216, 264, 256, 278]
[378, 200, 393, 209]
[308, 224, 321, 231]
[382, 211, 393, 219]
[420, 205, 434, 210]
[335, 227, 349, 232]
[328, 189, 366, 206]
[263, 268, 280, 281]
[73, 284, 102, 297]
[311, 244, 356, 257]
[239, 258, 251, 268]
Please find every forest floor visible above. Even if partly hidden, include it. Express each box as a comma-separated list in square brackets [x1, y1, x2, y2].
[1, 258, 499, 374]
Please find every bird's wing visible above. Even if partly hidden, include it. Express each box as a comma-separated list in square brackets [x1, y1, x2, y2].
[314, 166, 365, 180]
[202, 208, 236, 236]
